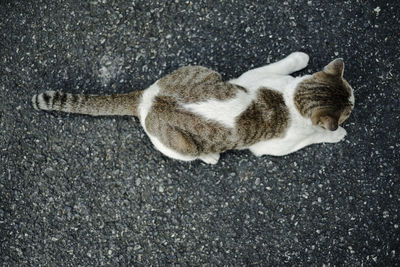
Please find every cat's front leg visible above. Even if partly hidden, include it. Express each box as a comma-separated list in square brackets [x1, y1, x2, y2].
[249, 126, 347, 157]
[319, 126, 347, 143]
[289, 127, 347, 153]
[232, 52, 310, 86]
[264, 52, 310, 75]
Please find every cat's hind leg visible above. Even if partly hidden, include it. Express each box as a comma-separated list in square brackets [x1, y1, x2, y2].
[148, 127, 220, 164]
[199, 153, 220, 165]
[163, 128, 221, 164]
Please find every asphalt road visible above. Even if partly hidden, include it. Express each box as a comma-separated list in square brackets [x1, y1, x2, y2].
[1, 0, 399, 265]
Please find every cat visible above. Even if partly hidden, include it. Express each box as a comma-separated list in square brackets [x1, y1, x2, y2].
[32, 52, 354, 164]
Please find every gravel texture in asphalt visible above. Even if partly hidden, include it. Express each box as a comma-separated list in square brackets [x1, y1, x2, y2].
[1, 0, 399, 265]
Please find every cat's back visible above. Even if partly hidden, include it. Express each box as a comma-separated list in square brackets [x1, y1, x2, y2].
[137, 65, 292, 159]
[157, 65, 246, 104]
[137, 66, 252, 128]
[137, 66, 248, 157]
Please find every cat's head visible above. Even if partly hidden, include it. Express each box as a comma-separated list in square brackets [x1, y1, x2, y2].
[294, 58, 354, 131]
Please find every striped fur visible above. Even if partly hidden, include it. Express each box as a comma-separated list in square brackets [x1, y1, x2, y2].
[32, 90, 143, 116]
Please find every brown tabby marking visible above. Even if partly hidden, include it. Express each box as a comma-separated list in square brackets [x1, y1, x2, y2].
[236, 88, 289, 147]
[158, 66, 247, 103]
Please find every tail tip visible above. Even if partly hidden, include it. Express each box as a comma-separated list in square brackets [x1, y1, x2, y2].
[32, 91, 56, 111]
[32, 94, 39, 110]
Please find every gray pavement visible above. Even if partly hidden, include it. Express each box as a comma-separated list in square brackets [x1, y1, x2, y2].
[1, 0, 399, 265]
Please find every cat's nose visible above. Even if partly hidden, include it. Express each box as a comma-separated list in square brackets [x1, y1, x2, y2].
[329, 124, 338, 131]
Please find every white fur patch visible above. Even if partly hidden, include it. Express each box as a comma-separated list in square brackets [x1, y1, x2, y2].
[199, 153, 220, 164]
[182, 90, 255, 128]
[138, 82, 160, 124]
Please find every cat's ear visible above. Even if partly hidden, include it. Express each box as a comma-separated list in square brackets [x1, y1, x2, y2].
[319, 115, 339, 131]
[323, 58, 344, 77]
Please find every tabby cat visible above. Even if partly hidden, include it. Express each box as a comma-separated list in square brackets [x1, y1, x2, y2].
[32, 52, 354, 164]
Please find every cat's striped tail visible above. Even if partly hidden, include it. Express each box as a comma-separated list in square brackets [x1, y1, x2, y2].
[32, 90, 143, 117]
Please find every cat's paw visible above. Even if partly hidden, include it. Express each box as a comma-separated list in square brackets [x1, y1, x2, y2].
[325, 127, 347, 143]
[199, 153, 220, 165]
[288, 52, 310, 71]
